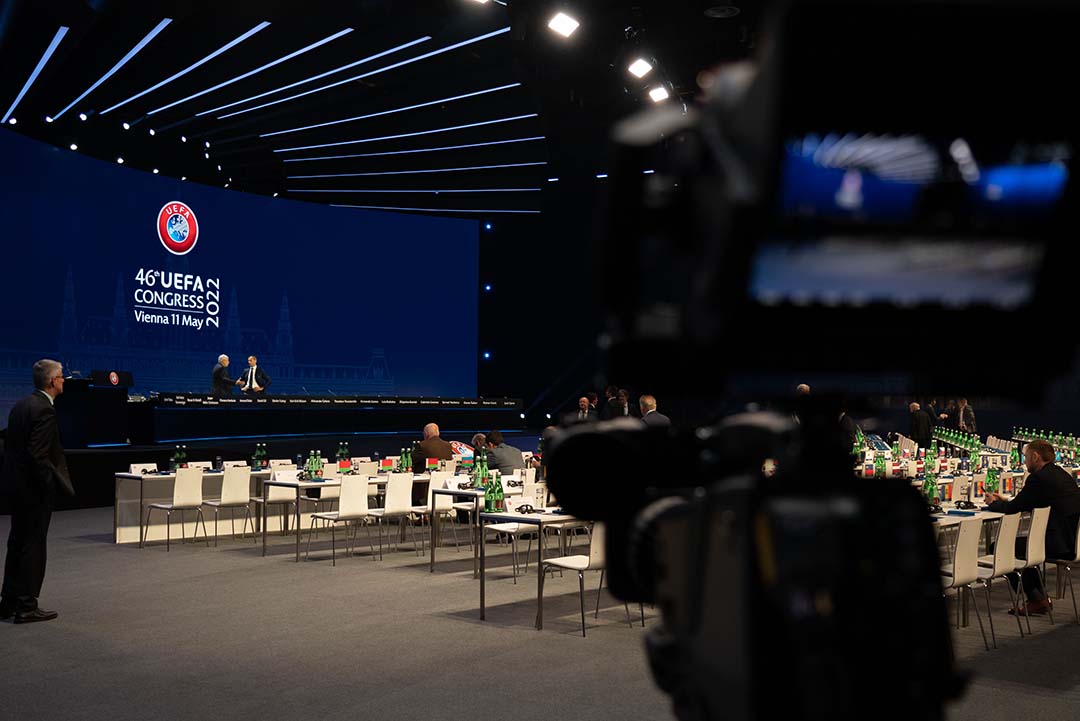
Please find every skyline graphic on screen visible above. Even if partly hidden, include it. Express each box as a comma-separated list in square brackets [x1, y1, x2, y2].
[0, 130, 479, 420]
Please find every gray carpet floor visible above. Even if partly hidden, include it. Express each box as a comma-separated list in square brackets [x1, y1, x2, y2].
[1, 508, 1079, 721]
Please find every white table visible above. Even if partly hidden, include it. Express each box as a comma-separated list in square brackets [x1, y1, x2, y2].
[114, 469, 272, 545]
[478, 509, 579, 628]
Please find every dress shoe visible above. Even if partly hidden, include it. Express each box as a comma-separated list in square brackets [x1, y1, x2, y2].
[1008, 598, 1052, 616]
[13, 608, 58, 624]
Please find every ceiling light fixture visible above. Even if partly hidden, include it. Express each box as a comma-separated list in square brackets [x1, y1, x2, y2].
[122, 122, 130, 130]
[69, 143, 78, 151]
[45, 116, 54, 123]
[52, 18, 172, 120]
[7, 118, 15, 125]
[101, 21, 271, 115]
[628, 58, 653, 78]
[148, 128, 155, 135]
[548, 12, 580, 38]
[331, 204, 541, 214]
[181, 135, 187, 142]
[212, 28, 510, 119]
[197, 36, 432, 118]
[117, 157, 124, 164]
[274, 113, 538, 153]
[649, 86, 670, 102]
[281, 136, 546, 162]
[147, 27, 354, 116]
[287, 161, 546, 179]
[3, 25, 69, 124]
[260, 83, 522, 138]
[79, 112, 87, 121]
[152, 168, 159, 174]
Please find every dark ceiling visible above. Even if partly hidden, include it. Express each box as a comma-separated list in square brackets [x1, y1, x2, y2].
[0, 0, 761, 217]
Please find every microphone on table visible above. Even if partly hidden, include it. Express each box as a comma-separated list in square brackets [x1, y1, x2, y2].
[301, 386, 312, 396]
[327, 389, 337, 396]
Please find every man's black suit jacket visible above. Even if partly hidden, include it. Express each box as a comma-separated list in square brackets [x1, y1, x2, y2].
[988, 462, 1080, 558]
[239, 365, 271, 393]
[1, 392, 73, 499]
[211, 363, 233, 397]
[910, 409, 933, 447]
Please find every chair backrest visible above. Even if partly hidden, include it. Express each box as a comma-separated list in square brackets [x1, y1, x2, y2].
[989, 512, 1022, 577]
[1025, 507, 1052, 566]
[947, 518, 982, 588]
[221, 466, 252, 506]
[439, 459, 458, 474]
[317, 464, 341, 500]
[1067, 520, 1080, 564]
[428, 471, 454, 511]
[353, 461, 378, 479]
[383, 473, 413, 514]
[188, 460, 212, 470]
[269, 458, 293, 467]
[223, 460, 249, 468]
[522, 482, 548, 508]
[267, 469, 300, 503]
[337, 475, 371, 519]
[501, 472, 523, 496]
[350, 456, 372, 464]
[521, 451, 533, 464]
[173, 466, 204, 508]
[520, 467, 536, 484]
[129, 463, 157, 475]
[588, 521, 605, 569]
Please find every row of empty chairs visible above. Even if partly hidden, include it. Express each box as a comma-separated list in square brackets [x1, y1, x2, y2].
[986, 436, 1018, 452]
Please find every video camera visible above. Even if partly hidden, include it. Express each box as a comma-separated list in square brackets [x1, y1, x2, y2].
[548, 1, 1079, 719]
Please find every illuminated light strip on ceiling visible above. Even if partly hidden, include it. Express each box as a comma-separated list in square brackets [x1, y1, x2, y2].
[260, 83, 521, 138]
[145, 28, 353, 116]
[213, 27, 511, 119]
[288, 161, 546, 179]
[100, 21, 271, 115]
[288, 188, 542, 193]
[3, 26, 69, 124]
[53, 19, 171, 120]
[331, 204, 540, 214]
[274, 113, 538, 153]
[195, 37, 432, 118]
[282, 136, 546, 162]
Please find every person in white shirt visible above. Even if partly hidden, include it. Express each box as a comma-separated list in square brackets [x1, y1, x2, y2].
[235, 355, 270, 396]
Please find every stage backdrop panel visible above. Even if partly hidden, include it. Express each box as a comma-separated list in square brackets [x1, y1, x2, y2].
[0, 130, 479, 420]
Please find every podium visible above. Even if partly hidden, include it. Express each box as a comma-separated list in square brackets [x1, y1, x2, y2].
[56, 370, 133, 448]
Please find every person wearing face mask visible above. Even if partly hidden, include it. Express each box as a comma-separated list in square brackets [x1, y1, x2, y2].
[986, 440, 1080, 616]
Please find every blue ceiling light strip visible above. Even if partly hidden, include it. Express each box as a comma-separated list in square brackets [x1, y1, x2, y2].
[53, 18, 171, 120]
[282, 136, 546, 162]
[100, 21, 271, 115]
[274, 113, 538, 153]
[214, 27, 512, 120]
[332, 205, 541, 214]
[288, 188, 542, 193]
[196, 36, 432, 117]
[260, 83, 521, 138]
[287, 161, 546, 178]
[3, 25, 69, 124]
[145, 28, 353, 116]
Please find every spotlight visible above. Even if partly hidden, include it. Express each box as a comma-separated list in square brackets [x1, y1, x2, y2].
[649, 86, 670, 102]
[181, 176, 187, 180]
[471, 0, 490, 3]
[45, 116, 53, 123]
[204, 141, 210, 148]
[273, 192, 279, 197]
[519, 413, 525, 419]
[148, 128, 155, 136]
[204, 152, 210, 159]
[7, 118, 15, 125]
[122, 122, 130, 130]
[595, 173, 608, 179]
[547, 177, 559, 182]
[545, 413, 552, 420]
[482, 351, 491, 360]
[483, 284, 493, 292]
[217, 164, 222, 171]
[224, 183, 229, 188]
[484, 222, 492, 230]
[628, 58, 653, 78]
[548, 12, 580, 37]
[116, 157, 124, 164]
[152, 168, 159, 174]
[69, 143, 78, 151]
[181, 135, 187, 143]
[78, 112, 87, 121]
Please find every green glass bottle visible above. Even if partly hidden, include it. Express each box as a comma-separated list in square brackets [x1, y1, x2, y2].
[494, 472, 505, 511]
[484, 470, 495, 512]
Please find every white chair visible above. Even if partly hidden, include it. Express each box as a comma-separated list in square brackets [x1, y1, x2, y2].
[1047, 522, 1080, 624]
[539, 522, 639, 637]
[439, 459, 458, 474]
[202, 466, 255, 546]
[976, 512, 1025, 644]
[141, 466, 209, 551]
[368, 473, 420, 557]
[306, 475, 375, 565]
[312, 463, 341, 511]
[484, 496, 545, 584]
[251, 469, 312, 535]
[411, 471, 461, 552]
[1014, 507, 1055, 632]
[129, 463, 158, 475]
[941, 518, 991, 651]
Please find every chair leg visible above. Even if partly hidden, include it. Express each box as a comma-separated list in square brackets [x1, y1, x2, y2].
[230, 508, 236, 539]
[367, 519, 377, 561]
[983, 581, 997, 649]
[639, 603, 645, 627]
[330, 522, 336, 567]
[511, 536, 519, 585]
[1017, 576, 1033, 636]
[524, 535, 533, 574]
[596, 569, 605, 619]
[166, 510, 171, 552]
[578, 571, 587, 637]
[306, 515, 316, 560]
[450, 513, 461, 551]
[142, 506, 153, 547]
[214, 507, 220, 547]
[1038, 566, 1055, 625]
[1067, 567, 1079, 625]
[966, 586, 990, 652]
[180, 509, 186, 543]
[245, 507, 256, 542]
[197, 509, 210, 547]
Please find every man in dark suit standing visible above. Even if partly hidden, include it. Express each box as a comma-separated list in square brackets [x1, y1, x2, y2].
[563, 397, 599, 426]
[211, 354, 233, 397]
[958, 398, 977, 435]
[639, 395, 671, 427]
[234, 355, 270, 396]
[986, 439, 1080, 615]
[1, 359, 75, 624]
[600, 386, 619, 420]
[909, 402, 933, 449]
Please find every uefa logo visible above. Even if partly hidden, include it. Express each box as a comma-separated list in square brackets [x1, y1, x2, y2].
[156, 201, 200, 255]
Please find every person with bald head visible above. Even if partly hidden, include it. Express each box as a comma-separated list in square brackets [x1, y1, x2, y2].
[909, 402, 932, 450]
[415, 423, 454, 471]
[563, 396, 599, 426]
